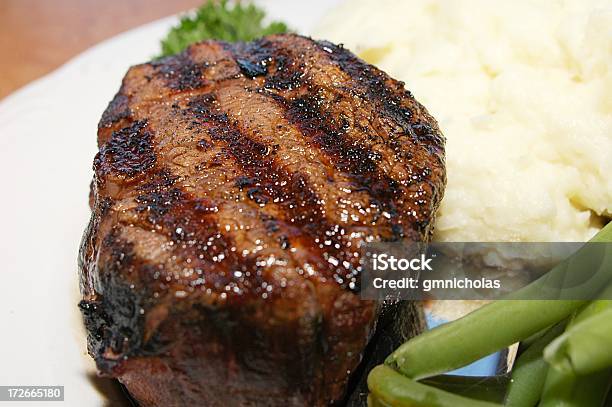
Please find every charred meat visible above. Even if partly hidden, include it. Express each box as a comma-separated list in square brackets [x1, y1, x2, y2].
[79, 34, 445, 406]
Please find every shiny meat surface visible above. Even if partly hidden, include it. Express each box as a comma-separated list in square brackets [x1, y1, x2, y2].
[79, 34, 445, 406]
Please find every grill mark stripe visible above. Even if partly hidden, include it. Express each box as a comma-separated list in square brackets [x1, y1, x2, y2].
[239, 36, 443, 239]
[124, 44, 352, 286]
[210, 44, 401, 266]
[313, 40, 419, 137]
[304, 39, 444, 236]
[115, 168, 245, 293]
[266, 91, 405, 240]
[121, 57, 295, 267]
[226, 38, 409, 239]
[230, 37, 436, 220]
[98, 112, 331, 296]
[186, 94, 354, 283]
[246, 37, 413, 173]
[223, 41, 404, 233]
[311, 39, 446, 166]
[106, 78, 312, 297]
[112, 165, 306, 302]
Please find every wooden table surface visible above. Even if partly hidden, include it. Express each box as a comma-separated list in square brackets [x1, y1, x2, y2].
[0, 0, 202, 100]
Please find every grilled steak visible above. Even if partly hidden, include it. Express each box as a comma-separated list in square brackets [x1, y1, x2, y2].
[79, 34, 445, 406]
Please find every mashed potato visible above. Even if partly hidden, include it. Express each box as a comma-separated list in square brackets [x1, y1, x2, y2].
[316, 0, 612, 242]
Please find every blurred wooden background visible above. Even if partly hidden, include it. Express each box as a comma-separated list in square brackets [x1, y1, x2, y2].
[0, 0, 202, 99]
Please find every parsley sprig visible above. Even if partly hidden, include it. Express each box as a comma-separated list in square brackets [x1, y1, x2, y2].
[160, 0, 289, 57]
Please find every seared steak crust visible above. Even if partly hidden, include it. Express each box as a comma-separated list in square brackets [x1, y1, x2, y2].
[79, 34, 445, 406]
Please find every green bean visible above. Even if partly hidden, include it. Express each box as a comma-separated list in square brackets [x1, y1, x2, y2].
[572, 300, 612, 326]
[592, 224, 612, 242]
[520, 329, 551, 350]
[367, 365, 501, 407]
[538, 367, 573, 407]
[565, 282, 612, 328]
[504, 322, 566, 407]
[422, 375, 508, 403]
[386, 299, 583, 379]
[538, 369, 611, 407]
[543, 307, 612, 375]
[539, 284, 612, 406]
[386, 223, 612, 379]
[562, 373, 609, 406]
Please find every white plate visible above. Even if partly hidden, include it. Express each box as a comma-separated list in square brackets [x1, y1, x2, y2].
[0, 1, 341, 405]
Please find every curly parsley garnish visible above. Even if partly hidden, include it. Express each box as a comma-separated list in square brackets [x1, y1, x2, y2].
[160, 0, 289, 57]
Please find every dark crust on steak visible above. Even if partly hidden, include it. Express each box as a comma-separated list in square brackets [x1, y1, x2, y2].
[79, 34, 445, 407]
